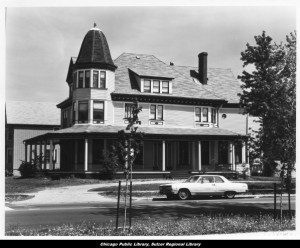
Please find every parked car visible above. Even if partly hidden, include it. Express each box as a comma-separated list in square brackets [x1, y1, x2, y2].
[159, 175, 248, 200]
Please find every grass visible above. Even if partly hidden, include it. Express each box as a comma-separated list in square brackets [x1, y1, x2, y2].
[5, 213, 295, 236]
[5, 176, 110, 194]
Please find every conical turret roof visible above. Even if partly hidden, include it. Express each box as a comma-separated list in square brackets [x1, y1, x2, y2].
[74, 27, 117, 71]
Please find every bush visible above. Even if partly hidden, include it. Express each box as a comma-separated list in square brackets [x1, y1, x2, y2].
[18, 155, 44, 178]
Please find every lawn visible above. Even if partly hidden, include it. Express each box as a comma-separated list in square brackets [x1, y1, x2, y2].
[5, 176, 108, 194]
[5, 213, 295, 236]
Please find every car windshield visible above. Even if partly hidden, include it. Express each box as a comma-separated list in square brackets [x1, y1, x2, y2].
[185, 176, 200, 183]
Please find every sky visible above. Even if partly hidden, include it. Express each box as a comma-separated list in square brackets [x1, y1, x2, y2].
[4, 5, 296, 104]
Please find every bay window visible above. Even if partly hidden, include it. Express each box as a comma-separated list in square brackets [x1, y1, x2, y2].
[93, 101, 104, 123]
[100, 71, 106, 88]
[78, 71, 84, 88]
[78, 101, 88, 123]
[93, 71, 99, 88]
[85, 71, 90, 88]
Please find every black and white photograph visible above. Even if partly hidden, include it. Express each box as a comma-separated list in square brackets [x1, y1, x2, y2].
[2, 0, 298, 240]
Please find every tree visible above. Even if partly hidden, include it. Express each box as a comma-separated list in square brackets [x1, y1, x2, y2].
[107, 99, 143, 231]
[238, 31, 296, 177]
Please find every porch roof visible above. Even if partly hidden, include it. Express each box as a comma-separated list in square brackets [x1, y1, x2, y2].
[24, 125, 247, 143]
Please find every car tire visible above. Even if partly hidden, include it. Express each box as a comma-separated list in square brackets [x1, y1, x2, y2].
[178, 189, 191, 200]
[224, 191, 236, 199]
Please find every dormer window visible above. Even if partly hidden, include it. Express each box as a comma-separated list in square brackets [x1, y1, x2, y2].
[195, 107, 201, 122]
[142, 79, 171, 94]
[144, 80, 151, 93]
[162, 81, 169, 93]
[153, 80, 160, 93]
[203, 108, 208, 122]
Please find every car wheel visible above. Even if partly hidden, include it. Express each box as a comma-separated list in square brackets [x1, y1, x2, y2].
[224, 191, 236, 199]
[178, 189, 191, 200]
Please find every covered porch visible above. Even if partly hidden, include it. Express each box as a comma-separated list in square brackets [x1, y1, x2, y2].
[23, 125, 249, 177]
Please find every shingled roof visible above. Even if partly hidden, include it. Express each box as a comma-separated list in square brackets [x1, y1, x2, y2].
[6, 101, 60, 126]
[114, 53, 223, 101]
[113, 53, 242, 104]
[173, 65, 242, 104]
[75, 28, 117, 71]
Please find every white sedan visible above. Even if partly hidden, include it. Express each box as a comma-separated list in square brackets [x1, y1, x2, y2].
[159, 175, 248, 200]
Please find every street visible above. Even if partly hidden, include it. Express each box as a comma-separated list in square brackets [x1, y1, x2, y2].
[5, 195, 295, 229]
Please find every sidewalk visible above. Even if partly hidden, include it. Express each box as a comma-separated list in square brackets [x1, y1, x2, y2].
[5, 179, 294, 207]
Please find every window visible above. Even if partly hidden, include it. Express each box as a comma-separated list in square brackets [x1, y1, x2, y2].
[201, 176, 213, 183]
[214, 176, 224, 183]
[78, 101, 88, 123]
[219, 141, 229, 164]
[73, 72, 77, 85]
[162, 81, 169, 93]
[203, 108, 208, 122]
[211, 108, 217, 124]
[144, 80, 151, 93]
[72, 102, 76, 123]
[153, 80, 160, 93]
[85, 71, 90, 88]
[100, 71, 106, 88]
[157, 105, 163, 120]
[93, 101, 104, 123]
[235, 141, 243, 164]
[69, 84, 73, 97]
[93, 71, 99, 88]
[78, 71, 84, 88]
[195, 107, 201, 122]
[201, 141, 210, 165]
[125, 103, 134, 119]
[7, 149, 13, 164]
[62, 110, 68, 128]
[92, 139, 104, 164]
[150, 105, 156, 119]
[150, 105, 163, 120]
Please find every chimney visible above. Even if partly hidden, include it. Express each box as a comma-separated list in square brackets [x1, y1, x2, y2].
[198, 52, 208, 84]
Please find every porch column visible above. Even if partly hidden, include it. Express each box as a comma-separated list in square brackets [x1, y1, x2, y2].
[25, 143, 28, 162]
[74, 140, 78, 170]
[228, 142, 233, 170]
[84, 138, 88, 171]
[191, 142, 195, 171]
[53, 145, 56, 170]
[29, 144, 32, 161]
[242, 141, 246, 163]
[34, 143, 37, 160]
[49, 140, 53, 170]
[198, 141, 202, 171]
[43, 140, 47, 170]
[232, 143, 236, 171]
[39, 141, 42, 169]
[162, 140, 166, 171]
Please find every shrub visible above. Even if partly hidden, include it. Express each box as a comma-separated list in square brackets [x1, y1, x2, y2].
[18, 155, 44, 178]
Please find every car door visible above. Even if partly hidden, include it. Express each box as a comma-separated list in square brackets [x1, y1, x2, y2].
[195, 176, 215, 196]
[213, 176, 228, 195]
